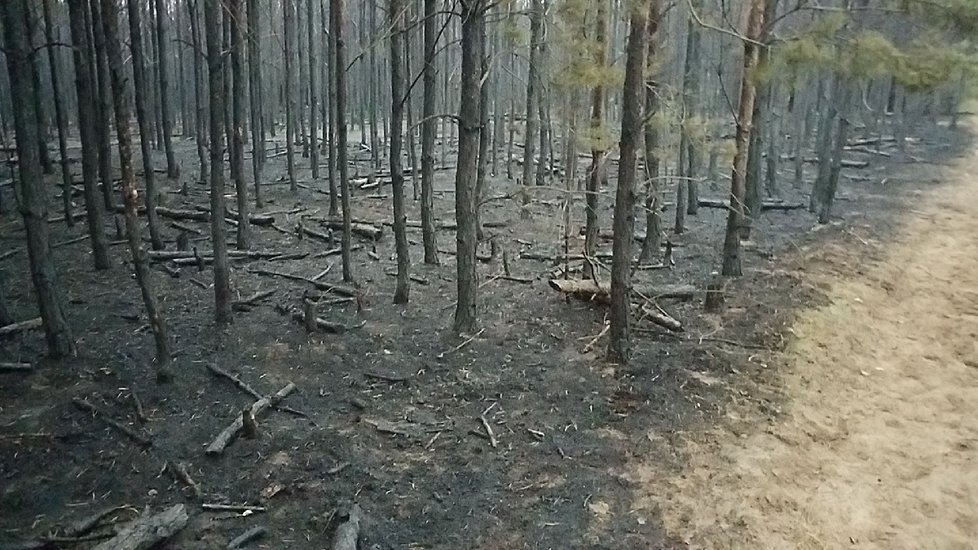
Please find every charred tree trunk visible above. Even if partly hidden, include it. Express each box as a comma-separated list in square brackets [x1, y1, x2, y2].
[420, 0, 439, 264]
[284, 0, 298, 192]
[639, 0, 663, 264]
[326, 0, 339, 216]
[390, 0, 411, 303]
[126, 0, 166, 251]
[42, 0, 74, 226]
[519, 0, 542, 217]
[66, 0, 111, 270]
[742, 0, 777, 241]
[229, 0, 251, 250]
[2, 0, 76, 358]
[720, 0, 765, 277]
[90, 0, 116, 209]
[189, 0, 209, 183]
[308, 0, 321, 179]
[156, 0, 180, 178]
[100, 0, 173, 374]
[583, 1, 607, 280]
[475, 8, 490, 241]
[453, 0, 485, 334]
[25, 8, 53, 177]
[332, 0, 353, 282]
[606, 2, 648, 365]
[205, 0, 232, 323]
[247, 0, 265, 207]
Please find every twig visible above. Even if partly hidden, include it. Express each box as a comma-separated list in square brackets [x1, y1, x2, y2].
[436, 328, 485, 359]
[201, 503, 267, 514]
[130, 388, 147, 423]
[167, 462, 205, 500]
[227, 526, 267, 549]
[72, 397, 153, 447]
[581, 323, 610, 354]
[479, 415, 498, 448]
[0, 362, 33, 372]
[424, 431, 442, 450]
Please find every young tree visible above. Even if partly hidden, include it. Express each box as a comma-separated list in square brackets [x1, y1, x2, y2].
[389, 0, 411, 304]
[1, 0, 76, 358]
[420, 0, 439, 264]
[308, 0, 321, 179]
[639, 0, 663, 263]
[42, 0, 74, 226]
[583, 1, 608, 280]
[606, 0, 648, 364]
[126, 0, 166, 251]
[156, 0, 180, 178]
[247, 0, 265, 207]
[24, 7, 53, 177]
[189, 0, 209, 183]
[229, 0, 252, 250]
[206, 0, 232, 322]
[284, 0, 299, 192]
[720, 0, 765, 277]
[89, 0, 116, 209]
[325, 0, 339, 216]
[66, 0, 112, 270]
[332, 0, 354, 282]
[519, 0, 543, 218]
[100, 0, 175, 375]
[453, 0, 485, 334]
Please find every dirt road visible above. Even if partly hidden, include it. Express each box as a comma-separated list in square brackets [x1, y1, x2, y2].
[628, 149, 978, 549]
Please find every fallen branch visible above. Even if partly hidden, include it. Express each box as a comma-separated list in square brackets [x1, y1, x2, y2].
[63, 506, 131, 538]
[166, 461, 205, 500]
[0, 362, 33, 372]
[205, 383, 298, 455]
[0, 317, 42, 337]
[249, 268, 358, 297]
[331, 503, 362, 550]
[641, 305, 683, 332]
[72, 397, 152, 447]
[315, 219, 384, 240]
[290, 310, 364, 334]
[227, 526, 267, 549]
[696, 198, 806, 211]
[201, 503, 267, 513]
[91, 504, 188, 550]
[548, 279, 696, 303]
[436, 328, 485, 359]
[479, 415, 498, 448]
[231, 289, 276, 311]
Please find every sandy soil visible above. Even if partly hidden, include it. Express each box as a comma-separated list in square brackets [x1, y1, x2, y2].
[628, 144, 978, 548]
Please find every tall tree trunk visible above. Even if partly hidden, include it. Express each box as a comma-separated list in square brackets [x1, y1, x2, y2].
[99, 0, 174, 375]
[126, 0, 166, 251]
[519, 0, 543, 218]
[332, 0, 353, 282]
[247, 0, 265, 207]
[453, 0, 485, 334]
[680, 4, 702, 217]
[155, 0, 180, 178]
[2, 0, 76, 358]
[308, 0, 321, 178]
[475, 7, 490, 241]
[42, 0, 74, 226]
[67, 0, 111, 270]
[389, 0, 411, 303]
[720, 0, 765, 277]
[818, 81, 854, 224]
[325, 0, 339, 216]
[742, 0, 777, 241]
[583, 0, 607, 280]
[0, 271, 12, 327]
[228, 0, 251, 249]
[284, 0, 298, 192]
[420, 0, 439, 264]
[639, 0, 663, 264]
[25, 7, 54, 177]
[189, 0, 209, 183]
[206, 0, 232, 323]
[606, 1, 648, 365]
[90, 0, 116, 209]
[405, 24, 420, 200]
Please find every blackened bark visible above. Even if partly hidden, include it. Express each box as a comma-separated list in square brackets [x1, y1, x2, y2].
[583, 1, 607, 280]
[453, 0, 485, 334]
[89, 0, 116, 209]
[640, 0, 663, 264]
[189, 0, 209, 183]
[247, 0, 265, 207]
[205, 0, 232, 323]
[284, 0, 298, 192]
[25, 8, 54, 176]
[326, 0, 339, 216]
[42, 0, 74, 226]
[67, 0, 111, 270]
[2, 0, 76, 358]
[519, 0, 542, 217]
[390, 0, 411, 304]
[99, 0, 174, 374]
[420, 0, 439, 264]
[309, 0, 321, 179]
[332, 0, 353, 282]
[606, 2, 648, 365]
[156, 0, 180, 179]
[229, 0, 251, 250]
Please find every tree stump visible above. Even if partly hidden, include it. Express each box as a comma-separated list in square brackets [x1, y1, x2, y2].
[704, 273, 726, 313]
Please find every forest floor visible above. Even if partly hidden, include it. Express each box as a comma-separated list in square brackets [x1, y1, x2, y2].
[0, 120, 971, 549]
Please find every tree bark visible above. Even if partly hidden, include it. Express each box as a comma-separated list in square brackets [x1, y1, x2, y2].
[100, 0, 174, 374]
[519, 0, 543, 217]
[189, 0, 209, 182]
[66, 0, 111, 270]
[126, 0, 166, 251]
[453, 0, 485, 334]
[25, 6, 54, 177]
[389, 0, 411, 304]
[206, 0, 232, 323]
[42, 0, 74, 226]
[308, 0, 321, 179]
[606, 1, 648, 365]
[420, 0, 439, 264]
[332, 0, 354, 282]
[2, 0, 76, 358]
[284, 0, 298, 192]
[156, 0, 180, 178]
[247, 0, 265, 207]
[326, 0, 339, 216]
[720, 0, 765, 277]
[583, 1, 607, 280]
[229, 0, 251, 250]
[742, 0, 777, 241]
[639, 0, 663, 264]
[89, 0, 116, 209]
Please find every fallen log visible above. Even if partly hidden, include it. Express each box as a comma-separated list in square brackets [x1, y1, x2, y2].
[290, 310, 363, 334]
[548, 279, 696, 303]
[779, 155, 870, 169]
[0, 362, 32, 372]
[331, 503, 362, 550]
[696, 198, 806, 211]
[232, 289, 276, 311]
[249, 268, 358, 297]
[205, 382, 297, 455]
[642, 305, 683, 332]
[0, 317, 42, 337]
[316, 219, 384, 240]
[91, 504, 188, 550]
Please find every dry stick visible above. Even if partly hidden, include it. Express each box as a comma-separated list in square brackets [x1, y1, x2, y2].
[436, 328, 486, 359]
[232, 289, 277, 309]
[130, 388, 147, 423]
[581, 322, 611, 354]
[205, 382, 297, 455]
[227, 526, 267, 549]
[91, 504, 188, 550]
[166, 461, 205, 500]
[201, 503, 267, 513]
[205, 363, 308, 418]
[479, 415, 498, 448]
[249, 267, 358, 296]
[0, 362, 33, 372]
[72, 397, 153, 447]
[63, 505, 131, 537]
[0, 317, 42, 336]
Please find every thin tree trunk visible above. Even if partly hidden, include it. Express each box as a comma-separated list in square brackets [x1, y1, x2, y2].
[42, 0, 74, 226]
[332, 0, 353, 282]
[2, 0, 76, 358]
[639, 0, 663, 264]
[100, 0, 174, 374]
[420, 0, 439, 264]
[0, 272, 11, 327]
[742, 0, 777, 241]
[227, 0, 251, 249]
[206, 0, 232, 323]
[25, 7, 54, 177]
[519, 0, 542, 218]
[453, 0, 485, 334]
[390, 0, 411, 303]
[583, 0, 607, 280]
[326, 0, 339, 216]
[405, 24, 419, 200]
[309, 0, 321, 178]
[90, 0, 116, 209]
[284, 0, 298, 192]
[67, 0, 111, 270]
[189, 0, 209, 183]
[126, 0, 166, 251]
[247, 0, 265, 207]
[720, 0, 765, 277]
[819, 81, 854, 224]
[607, 2, 648, 365]
[475, 7, 490, 241]
[154, 0, 180, 178]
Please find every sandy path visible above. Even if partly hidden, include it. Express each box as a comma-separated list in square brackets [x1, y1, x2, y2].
[628, 149, 978, 549]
